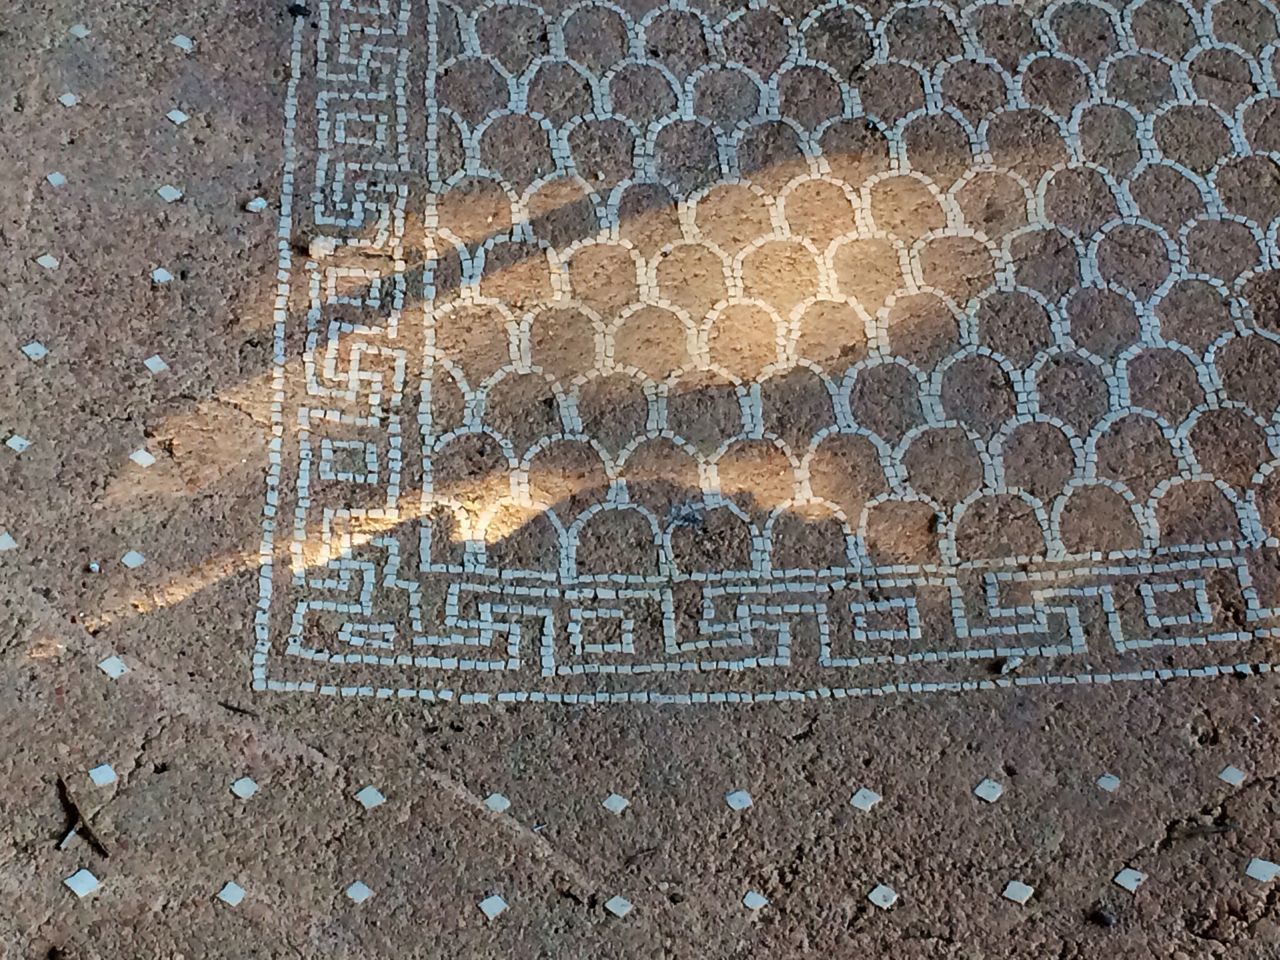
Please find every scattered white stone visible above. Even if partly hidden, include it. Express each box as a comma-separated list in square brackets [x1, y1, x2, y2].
[974, 778, 1004, 803]
[97, 655, 127, 678]
[0, 532, 15, 552]
[999, 656, 1025, 675]
[478, 894, 508, 920]
[345, 880, 373, 904]
[484, 792, 510, 813]
[867, 884, 898, 909]
[1113, 868, 1147, 894]
[129, 449, 156, 468]
[64, 869, 100, 898]
[217, 881, 246, 906]
[742, 890, 769, 911]
[1245, 858, 1279, 883]
[6, 435, 31, 454]
[230, 776, 258, 800]
[46, 171, 67, 188]
[602, 792, 629, 814]
[851, 787, 882, 812]
[245, 196, 269, 213]
[68, 23, 91, 39]
[1002, 880, 1034, 904]
[151, 267, 174, 284]
[309, 236, 337, 259]
[120, 550, 146, 569]
[58, 92, 80, 107]
[88, 764, 117, 787]
[170, 34, 195, 53]
[21, 341, 48, 361]
[355, 785, 385, 810]
[36, 254, 60, 271]
[1096, 773, 1121, 793]
[87, 561, 100, 573]
[725, 789, 753, 811]
[143, 354, 169, 374]
[1219, 765, 1246, 787]
[166, 109, 190, 126]
[157, 185, 184, 203]
[604, 895, 633, 918]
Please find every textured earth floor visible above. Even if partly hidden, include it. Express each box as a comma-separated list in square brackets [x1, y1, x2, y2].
[4, 0, 1280, 956]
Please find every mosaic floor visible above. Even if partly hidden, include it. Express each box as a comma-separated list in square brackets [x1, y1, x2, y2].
[261, 0, 1280, 703]
[3, 0, 1280, 955]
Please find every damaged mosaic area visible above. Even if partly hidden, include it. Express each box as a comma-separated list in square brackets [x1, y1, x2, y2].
[256, 0, 1280, 703]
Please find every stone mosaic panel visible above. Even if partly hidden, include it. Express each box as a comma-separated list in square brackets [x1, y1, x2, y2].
[255, 0, 1280, 702]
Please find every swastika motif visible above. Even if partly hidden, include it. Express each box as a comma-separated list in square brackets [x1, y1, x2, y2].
[255, 0, 1280, 703]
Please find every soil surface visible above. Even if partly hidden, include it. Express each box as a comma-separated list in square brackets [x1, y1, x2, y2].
[3, 0, 1280, 956]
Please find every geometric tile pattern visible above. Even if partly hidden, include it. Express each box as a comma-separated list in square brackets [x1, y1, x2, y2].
[256, 0, 1280, 702]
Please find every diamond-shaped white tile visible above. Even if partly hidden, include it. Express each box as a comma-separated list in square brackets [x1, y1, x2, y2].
[166, 109, 189, 126]
[345, 881, 373, 904]
[478, 894, 507, 920]
[6, 435, 30, 453]
[355, 785, 385, 810]
[36, 254, 60, 270]
[21, 341, 48, 361]
[245, 196, 269, 213]
[217, 881, 245, 906]
[867, 884, 898, 909]
[130, 449, 157, 468]
[68, 23, 91, 39]
[0, 532, 16, 552]
[1246, 858, 1279, 883]
[851, 787, 882, 812]
[1219, 765, 1246, 787]
[230, 776, 258, 800]
[97, 655, 127, 678]
[1096, 773, 1121, 793]
[602, 792, 629, 814]
[58, 92, 80, 107]
[157, 185, 183, 203]
[171, 34, 195, 52]
[604, 895, 633, 918]
[64, 869, 100, 898]
[1002, 880, 1034, 904]
[973, 778, 1004, 803]
[46, 171, 67, 188]
[742, 890, 769, 911]
[1113, 868, 1147, 893]
[120, 550, 146, 569]
[725, 789, 753, 811]
[143, 354, 169, 374]
[151, 267, 174, 284]
[88, 764, 117, 786]
[484, 792, 510, 813]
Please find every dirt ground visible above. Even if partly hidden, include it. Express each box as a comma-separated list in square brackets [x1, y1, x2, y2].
[3, 0, 1280, 956]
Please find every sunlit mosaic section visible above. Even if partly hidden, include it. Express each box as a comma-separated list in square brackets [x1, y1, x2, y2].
[257, 0, 1280, 701]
